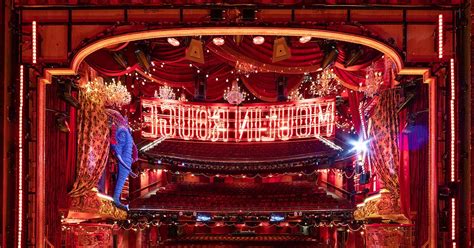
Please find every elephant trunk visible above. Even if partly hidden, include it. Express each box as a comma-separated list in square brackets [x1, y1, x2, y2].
[113, 163, 130, 209]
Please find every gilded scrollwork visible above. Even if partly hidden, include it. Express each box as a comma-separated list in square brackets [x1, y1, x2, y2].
[68, 190, 127, 220]
[354, 189, 408, 224]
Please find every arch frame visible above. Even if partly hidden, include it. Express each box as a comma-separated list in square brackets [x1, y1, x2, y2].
[39, 26, 431, 83]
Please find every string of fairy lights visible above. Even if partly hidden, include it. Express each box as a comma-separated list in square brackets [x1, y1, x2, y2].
[112, 209, 363, 232]
[111, 220, 365, 233]
[137, 168, 362, 180]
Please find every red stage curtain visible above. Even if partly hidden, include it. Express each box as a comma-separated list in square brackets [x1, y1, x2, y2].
[45, 83, 79, 247]
[85, 37, 384, 102]
[398, 108, 410, 218]
[367, 89, 401, 198]
[345, 231, 365, 248]
[16, 0, 463, 6]
[69, 81, 110, 197]
[407, 85, 429, 247]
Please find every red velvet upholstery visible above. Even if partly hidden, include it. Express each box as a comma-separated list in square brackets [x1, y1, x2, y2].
[132, 182, 352, 211]
[144, 139, 340, 162]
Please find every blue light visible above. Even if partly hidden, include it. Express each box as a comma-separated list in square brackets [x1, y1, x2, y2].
[196, 213, 212, 222]
[349, 138, 370, 153]
[270, 213, 285, 222]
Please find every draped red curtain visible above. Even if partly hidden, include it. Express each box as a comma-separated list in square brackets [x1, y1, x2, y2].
[406, 85, 429, 247]
[16, 0, 463, 6]
[85, 37, 382, 103]
[367, 89, 401, 198]
[45, 83, 77, 247]
[69, 81, 110, 197]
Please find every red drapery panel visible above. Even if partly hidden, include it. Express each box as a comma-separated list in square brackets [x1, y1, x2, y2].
[367, 89, 401, 198]
[69, 81, 110, 197]
[406, 85, 429, 247]
[86, 37, 384, 103]
[45, 83, 77, 247]
[16, 0, 463, 6]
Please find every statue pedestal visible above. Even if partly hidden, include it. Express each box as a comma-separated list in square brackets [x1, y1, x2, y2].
[354, 189, 409, 224]
[62, 223, 113, 247]
[365, 224, 414, 248]
[66, 189, 127, 221]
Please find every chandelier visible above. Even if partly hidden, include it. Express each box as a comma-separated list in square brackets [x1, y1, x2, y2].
[103, 79, 131, 108]
[362, 62, 383, 98]
[309, 69, 341, 97]
[155, 85, 176, 100]
[287, 87, 304, 101]
[223, 79, 247, 105]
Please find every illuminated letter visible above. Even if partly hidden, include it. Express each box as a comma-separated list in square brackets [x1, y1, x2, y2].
[261, 108, 277, 142]
[210, 108, 229, 142]
[277, 106, 293, 141]
[295, 104, 311, 138]
[196, 107, 209, 140]
[315, 101, 335, 137]
[159, 102, 176, 138]
[141, 101, 155, 138]
[238, 108, 254, 142]
[178, 104, 194, 140]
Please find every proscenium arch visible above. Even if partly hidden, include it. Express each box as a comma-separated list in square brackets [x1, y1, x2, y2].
[40, 26, 430, 84]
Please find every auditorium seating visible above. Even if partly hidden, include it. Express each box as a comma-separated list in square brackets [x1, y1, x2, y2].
[135, 182, 352, 211]
[162, 234, 323, 247]
[146, 139, 338, 162]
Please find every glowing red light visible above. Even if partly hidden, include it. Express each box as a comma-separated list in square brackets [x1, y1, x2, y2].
[141, 98, 336, 142]
[438, 14, 443, 59]
[299, 36, 311, 43]
[253, 36, 265, 45]
[167, 37, 180, 47]
[212, 37, 225, 46]
[32, 21, 37, 64]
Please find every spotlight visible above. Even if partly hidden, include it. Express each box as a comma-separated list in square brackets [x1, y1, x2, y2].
[111, 52, 128, 68]
[344, 48, 364, 67]
[212, 37, 225, 46]
[320, 45, 339, 70]
[349, 138, 370, 153]
[185, 39, 205, 64]
[273, 37, 291, 63]
[135, 49, 151, 72]
[396, 92, 415, 113]
[299, 36, 312, 44]
[253, 36, 265, 45]
[58, 79, 80, 109]
[167, 37, 180, 47]
[54, 112, 70, 133]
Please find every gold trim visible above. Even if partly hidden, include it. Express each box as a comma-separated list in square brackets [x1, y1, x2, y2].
[67, 190, 127, 221]
[354, 189, 410, 224]
[40, 27, 411, 84]
[398, 67, 432, 84]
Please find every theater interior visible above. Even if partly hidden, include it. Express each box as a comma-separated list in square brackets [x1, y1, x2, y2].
[0, 0, 472, 247]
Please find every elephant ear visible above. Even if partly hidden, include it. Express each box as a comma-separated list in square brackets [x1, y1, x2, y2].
[132, 141, 138, 163]
[115, 127, 129, 144]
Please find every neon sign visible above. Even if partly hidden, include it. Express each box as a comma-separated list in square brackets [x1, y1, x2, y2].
[141, 98, 335, 142]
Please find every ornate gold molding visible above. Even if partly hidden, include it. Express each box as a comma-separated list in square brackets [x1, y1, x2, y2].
[354, 189, 410, 224]
[36, 26, 422, 84]
[66, 190, 127, 221]
[365, 224, 413, 248]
